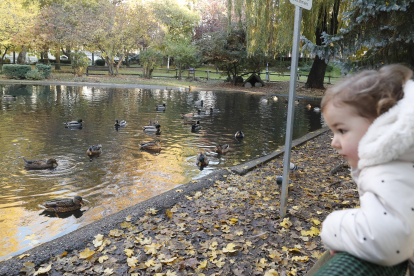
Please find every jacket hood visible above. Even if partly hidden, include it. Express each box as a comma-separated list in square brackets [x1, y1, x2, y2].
[358, 80, 414, 169]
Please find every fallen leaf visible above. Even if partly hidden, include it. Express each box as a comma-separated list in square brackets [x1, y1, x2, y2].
[79, 248, 95, 259]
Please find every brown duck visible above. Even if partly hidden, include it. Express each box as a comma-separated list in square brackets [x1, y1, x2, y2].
[42, 196, 84, 213]
[24, 158, 58, 170]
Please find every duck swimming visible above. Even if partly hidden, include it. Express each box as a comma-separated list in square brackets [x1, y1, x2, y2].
[3, 95, 16, 100]
[195, 100, 203, 107]
[313, 107, 321, 112]
[86, 144, 102, 156]
[115, 119, 127, 127]
[41, 196, 84, 214]
[24, 158, 58, 170]
[156, 104, 166, 111]
[235, 130, 245, 139]
[143, 124, 161, 134]
[196, 153, 209, 167]
[139, 140, 162, 151]
[215, 144, 229, 154]
[191, 121, 201, 131]
[64, 119, 83, 128]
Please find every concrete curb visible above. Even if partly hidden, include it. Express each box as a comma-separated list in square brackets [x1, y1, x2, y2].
[0, 127, 330, 275]
[230, 126, 330, 175]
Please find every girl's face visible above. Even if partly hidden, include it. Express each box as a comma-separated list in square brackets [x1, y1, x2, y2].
[323, 102, 373, 168]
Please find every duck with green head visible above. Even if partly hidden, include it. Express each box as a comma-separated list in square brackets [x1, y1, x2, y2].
[64, 119, 83, 128]
[87, 144, 102, 156]
[196, 153, 209, 167]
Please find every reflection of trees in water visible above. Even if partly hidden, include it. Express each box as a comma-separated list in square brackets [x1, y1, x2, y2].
[1, 84, 33, 95]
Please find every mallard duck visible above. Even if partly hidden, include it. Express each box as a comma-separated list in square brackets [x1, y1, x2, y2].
[148, 120, 159, 126]
[185, 86, 192, 92]
[306, 104, 311, 110]
[295, 100, 300, 104]
[215, 144, 229, 154]
[86, 144, 102, 156]
[191, 121, 201, 131]
[196, 153, 209, 167]
[24, 158, 58, 170]
[272, 96, 278, 102]
[314, 107, 321, 112]
[235, 130, 245, 139]
[208, 107, 219, 114]
[139, 140, 162, 151]
[64, 119, 83, 128]
[195, 100, 203, 107]
[156, 104, 166, 111]
[3, 95, 16, 100]
[261, 98, 268, 104]
[182, 112, 195, 119]
[166, 87, 173, 91]
[114, 119, 127, 127]
[143, 124, 161, 134]
[42, 196, 84, 213]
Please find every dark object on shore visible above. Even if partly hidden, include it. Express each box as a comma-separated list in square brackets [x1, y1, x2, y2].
[41, 196, 84, 213]
[24, 158, 58, 170]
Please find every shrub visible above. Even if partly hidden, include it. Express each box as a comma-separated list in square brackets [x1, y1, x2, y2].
[326, 64, 333, 72]
[2, 58, 11, 64]
[2, 64, 32, 79]
[71, 51, 90, 77]
[36, 63, 52, 78]
[25, 69, 44, 80]
[95, 59, 105, 66]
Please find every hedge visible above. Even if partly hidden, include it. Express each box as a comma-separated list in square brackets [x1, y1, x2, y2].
[36, 63, 52, 78]
[2, 64, 31, 79]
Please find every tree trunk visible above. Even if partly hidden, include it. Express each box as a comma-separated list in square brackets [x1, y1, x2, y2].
[305, 0, 340, 89]
[55, 45, 61, 70]
[62, 46, 71, 62]
[17, 47, 27, 64]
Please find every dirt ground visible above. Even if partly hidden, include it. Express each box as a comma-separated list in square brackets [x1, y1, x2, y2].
[12, 131, 357, 276]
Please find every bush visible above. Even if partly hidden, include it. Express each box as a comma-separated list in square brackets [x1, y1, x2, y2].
[95, 59, 105, 66]
[25, 69, 44, 80]
[38, 59, 71, 64]
[3, 64, 32, 79]
[71, 51, 90, 77]
[36, 63, 52, 78]
[326, 64, 333, 72]
[2, 58, 11, 64]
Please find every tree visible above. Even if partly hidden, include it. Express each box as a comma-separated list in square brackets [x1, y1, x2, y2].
[193, 0, 228, 40]
[164, 37, 198, 79]
[197, 25, 266, 85]
[229, 0, 350, 89]
[303, 0, 414, 73]
[140, 48, 164, 78]
[0, 0, 38, 68]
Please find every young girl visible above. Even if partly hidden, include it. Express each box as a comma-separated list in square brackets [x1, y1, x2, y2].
[320, 64, 414, 270]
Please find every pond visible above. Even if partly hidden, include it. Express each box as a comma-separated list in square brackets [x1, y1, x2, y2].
[0, 84, 323, 260]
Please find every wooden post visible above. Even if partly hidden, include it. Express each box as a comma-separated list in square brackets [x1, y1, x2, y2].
[13, 52, 15, 64]
[207, 70, 209, 80]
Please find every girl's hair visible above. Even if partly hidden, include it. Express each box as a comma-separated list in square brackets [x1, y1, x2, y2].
[321, 64, 413, 119]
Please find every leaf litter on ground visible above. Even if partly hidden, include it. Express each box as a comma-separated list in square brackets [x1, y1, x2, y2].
[20, 131, 357, 276]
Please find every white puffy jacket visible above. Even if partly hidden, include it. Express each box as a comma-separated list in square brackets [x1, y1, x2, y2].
[321, 80, 414, 266]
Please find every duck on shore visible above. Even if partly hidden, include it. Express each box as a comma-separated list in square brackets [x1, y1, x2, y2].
[24, 158, 58, 170]
[41, 196, 84, 215]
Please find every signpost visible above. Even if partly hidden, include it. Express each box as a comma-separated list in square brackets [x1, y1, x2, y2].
[280, 0, 312, 218]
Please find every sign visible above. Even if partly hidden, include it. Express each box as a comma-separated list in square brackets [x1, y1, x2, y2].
[289, 0, 312, 10]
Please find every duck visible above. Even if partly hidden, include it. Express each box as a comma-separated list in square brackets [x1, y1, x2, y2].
[3, 95, 16, 100]
[272, 96, 278, 102]
[41, 196, 84, 213]
[86, 144, 102, 156]
[114, 119, 127, 127]
[295, 100, 300, 104]
[195, 100, 203, 107]
[166, 87, 173, 91]
[197, 109, 206, 115]
[191, 121, 201, 131]
[148, 120, 159, 126]
[185, 86, 192, 92]
[181, 112, 195, 119]
[235, 130, 245, 139]
[139, 140, 162, 151]
[156, 104, 166, 111]
[314, 107, 321, 112]
[209, 107, 220, 114]
[290, 162, 303, 170]
[24, 158, 58, 170]
[64, 119, 83, 128]
[143, 124, 161, 134]
[261, 98, 268, 104]
[196, 153, 209, 167]
[215, 144, 229, 154]
[306, 104, 312, 110]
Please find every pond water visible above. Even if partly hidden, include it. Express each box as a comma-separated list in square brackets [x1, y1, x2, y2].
[0, 84, 323, 260]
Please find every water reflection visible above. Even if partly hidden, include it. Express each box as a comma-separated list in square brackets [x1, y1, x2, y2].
[0, 84, 322, 260]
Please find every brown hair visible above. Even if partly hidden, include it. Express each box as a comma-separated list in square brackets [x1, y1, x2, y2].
[321, 64, 413, 119]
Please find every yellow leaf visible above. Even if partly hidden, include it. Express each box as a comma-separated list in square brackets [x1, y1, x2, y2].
[185, 196, 193, 200]
[104, 268, 114, 275]
[292, 206, 299, 210]
[61, 251, 67, 257]
[145, 259, 156, 267]
[280, 218, 292, 228]
[148, 208, 158, 215]
[292, 256, 309, 262]
[166, 209, 173, 219]
[79, 248, 95, 259]
[282, 246, 288, 252]
[17, 254, 30, 259]
[93, 234, 104, 247]
[229, 218, 238, 225]
[235, 230, 243, 236]
[124, 249, 134, 257]
[127, 257, 138, 267]
[222, 243, 237, 253]
[194, 191, 203, 199]
[264, 269, 279, 276]
[198, 260, 208, 269]
[99, 255, 108, 263]
[316, 211, 322, 214]
[176, 189, 183, 192]
[215, 257, 225, 268]
[166, 270, 177, 276]
[125, 215, 131, 222]
[120, 221, 132, 228]
[257, 191, 262, 197]
[312, 219, 321, 226]
[34, 264, 52, 275]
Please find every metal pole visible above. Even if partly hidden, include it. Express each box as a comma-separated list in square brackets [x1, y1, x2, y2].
[207, 70, 209, 80]
[266, 63, 269, 82]
[280, 6, 302, 219]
